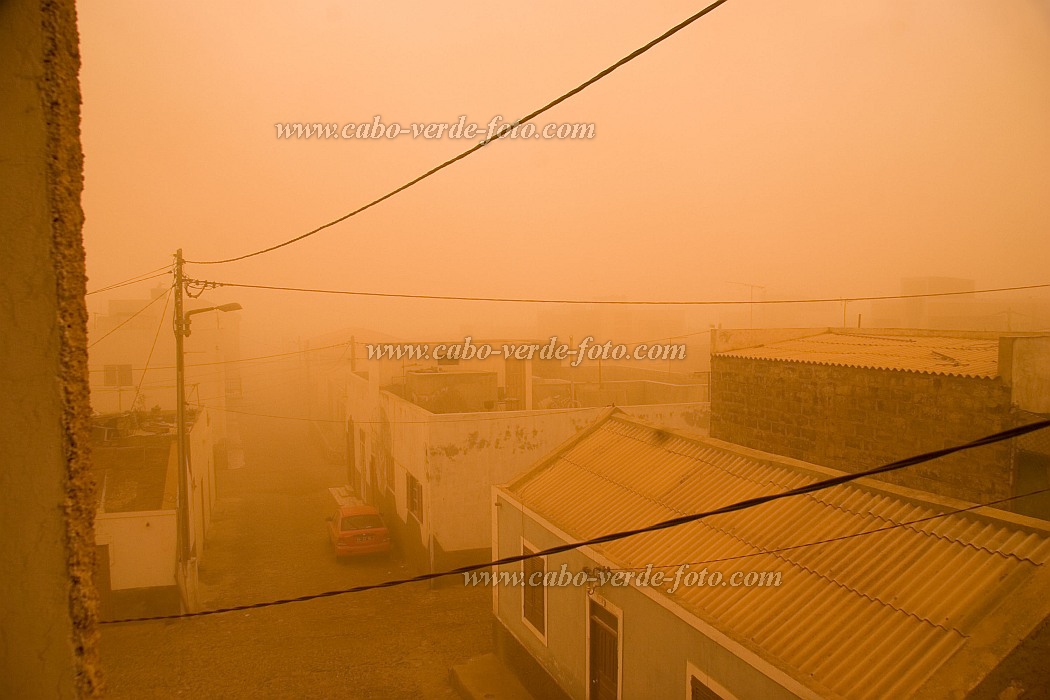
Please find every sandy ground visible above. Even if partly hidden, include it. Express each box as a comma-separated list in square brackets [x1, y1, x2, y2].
[99, 411, 492, 699]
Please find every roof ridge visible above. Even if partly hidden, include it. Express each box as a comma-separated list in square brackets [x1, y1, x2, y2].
[601, 416, 1047, 552]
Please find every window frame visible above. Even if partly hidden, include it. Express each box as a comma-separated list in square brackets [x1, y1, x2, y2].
[520, 538, 548, 645]
[685, 661, 736, 700]
[406, 472, 423, 522]
[103, 363, 132, 387]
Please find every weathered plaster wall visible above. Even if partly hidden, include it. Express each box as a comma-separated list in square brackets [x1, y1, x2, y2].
[428, 402, 710, 555]
[0, 0, 100, 696]
[347, 373, 710, 566]
[428, 408, 605, 555]
[187, 408, 216, 554]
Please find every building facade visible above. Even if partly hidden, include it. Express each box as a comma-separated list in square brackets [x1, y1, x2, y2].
[709, 328, 1050, 517]
[344, 355, 710, 572]
[493, 411, 1050, 699]
[91, 407, 216, 616]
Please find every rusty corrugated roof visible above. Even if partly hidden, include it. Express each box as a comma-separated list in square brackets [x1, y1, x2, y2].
[714, 332, 1000, 378]
[507, 413, 1050, 699]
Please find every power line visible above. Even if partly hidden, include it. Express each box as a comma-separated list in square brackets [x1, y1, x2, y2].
[85, 276, 1050, 371]
[183, 0, 733, 266]
[87, 339, 354, 374]
[87, 289, 172, 349]
[188, 279, 1050, 307]
[128, 288, 172, 410]
[87, 271, 169, 296]
[86, 266, 170, 295]
[99, 418, 1050, 624]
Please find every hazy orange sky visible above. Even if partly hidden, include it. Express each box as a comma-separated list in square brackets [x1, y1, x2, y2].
[78, 1, 1050, 344]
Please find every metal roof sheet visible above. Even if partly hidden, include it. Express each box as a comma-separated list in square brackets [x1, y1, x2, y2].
[713, 332, 1000, 378]
[508, 414, 1050, 699]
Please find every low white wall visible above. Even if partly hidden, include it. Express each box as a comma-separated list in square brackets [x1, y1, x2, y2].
[188, 406, 215, 555]
[95, 510, 177, 590]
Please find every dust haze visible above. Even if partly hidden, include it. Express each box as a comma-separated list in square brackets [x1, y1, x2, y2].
[74, 1, 1050, 699]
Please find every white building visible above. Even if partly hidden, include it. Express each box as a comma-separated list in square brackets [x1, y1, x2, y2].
[345, 352, 710, 572]
[492, 410, 1050, 699]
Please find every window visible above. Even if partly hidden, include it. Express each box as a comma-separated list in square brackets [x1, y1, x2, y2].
[103, 364, 133, 387]
[341, 514, 384, 532]
[689, 677, 725, 700]
[521, 542, 546, 640]
[406, 473, 423, 520]
[224, 375, 242, 398]
[685, 663, 734, 700]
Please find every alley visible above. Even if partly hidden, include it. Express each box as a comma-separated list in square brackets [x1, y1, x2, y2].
[99, 410, 492, 699]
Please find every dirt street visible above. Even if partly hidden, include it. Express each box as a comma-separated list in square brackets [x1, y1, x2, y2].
[99, 412, 492, 699]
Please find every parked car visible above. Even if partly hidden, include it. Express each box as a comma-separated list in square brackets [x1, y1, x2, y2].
[327, 489, 391, 558]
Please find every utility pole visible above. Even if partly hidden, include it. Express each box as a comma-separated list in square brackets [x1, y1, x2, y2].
[171, 252, 240, 611]
[727, 281, 765, 328]
[173, 249, 191, 565]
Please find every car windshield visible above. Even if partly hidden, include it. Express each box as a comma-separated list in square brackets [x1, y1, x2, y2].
[341, 514, 383, 531]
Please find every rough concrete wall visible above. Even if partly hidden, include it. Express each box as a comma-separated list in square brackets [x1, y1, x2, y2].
[965, 613, 1050, 700]
[1007, 336, 1050, 414]
[0, 0, 101, 696]
[710, 356, 1014, 503]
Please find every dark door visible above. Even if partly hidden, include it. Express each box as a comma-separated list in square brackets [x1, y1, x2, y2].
[589, 600, 618, 700]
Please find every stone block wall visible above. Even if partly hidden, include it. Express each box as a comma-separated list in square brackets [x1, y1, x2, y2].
[710, 356, 1014, 503]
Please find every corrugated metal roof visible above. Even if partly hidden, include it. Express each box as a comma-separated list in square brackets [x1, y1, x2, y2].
[714, 332, 1000, 378]
[508, 414, 1050, 700]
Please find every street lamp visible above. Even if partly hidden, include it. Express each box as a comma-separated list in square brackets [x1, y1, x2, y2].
[183, 303, 242, 336]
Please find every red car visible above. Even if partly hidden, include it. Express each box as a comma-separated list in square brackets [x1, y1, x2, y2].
[327, 503, 391, 558]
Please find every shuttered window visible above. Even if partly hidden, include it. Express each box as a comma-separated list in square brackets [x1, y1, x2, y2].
[522, 544, 545, 637]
